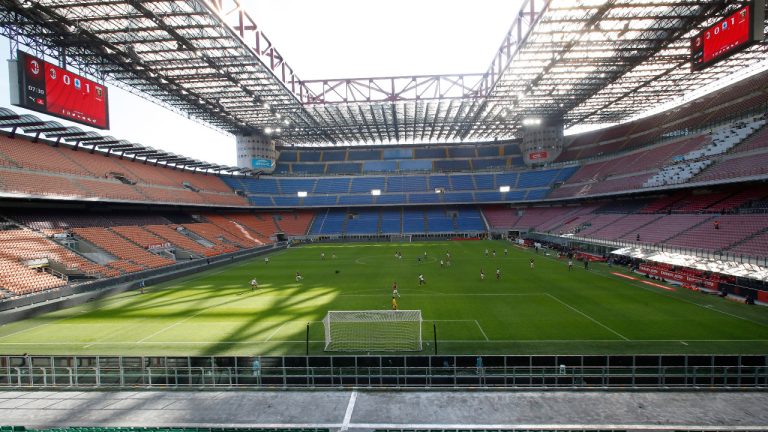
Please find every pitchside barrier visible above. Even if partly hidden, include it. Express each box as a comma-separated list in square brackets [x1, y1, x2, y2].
[1, 354, 766, 389]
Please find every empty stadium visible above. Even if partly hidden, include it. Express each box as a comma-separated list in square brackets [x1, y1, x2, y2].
[0, 0, 768, 431]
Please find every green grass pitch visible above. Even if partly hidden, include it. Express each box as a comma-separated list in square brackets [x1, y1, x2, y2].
[1, 240, 768, 356]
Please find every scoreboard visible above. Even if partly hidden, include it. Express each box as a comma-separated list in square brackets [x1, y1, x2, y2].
[691, 2, 765, 71]
[10, 51, 110, 129]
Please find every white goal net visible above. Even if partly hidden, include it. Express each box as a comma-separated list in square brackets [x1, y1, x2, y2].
[389, 234, 412, 242]
[322, 310, 423, 351]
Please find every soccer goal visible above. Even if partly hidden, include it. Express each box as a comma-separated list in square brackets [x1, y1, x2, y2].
[389, 234, 412, 242]
[322, 310, 423, 351]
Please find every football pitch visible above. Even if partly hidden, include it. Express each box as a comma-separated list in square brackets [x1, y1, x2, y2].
[1, 241, 768, 356]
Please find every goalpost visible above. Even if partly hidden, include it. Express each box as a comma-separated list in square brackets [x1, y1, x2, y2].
[322, 310, 423, 351]
[389, 234, 412, 242]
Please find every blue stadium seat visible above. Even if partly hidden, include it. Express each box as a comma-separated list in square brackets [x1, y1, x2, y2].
[277, 151, 298, 162]
[383, 148, 414, 159]
[408, 193, 440, 204]
[473, 174, 495, 190]
[240, 177, 279, 194]
[442, 192, 474, 203]
[220, 176, 244, 191]
[517, 169, 559, 188]
[348, 150, 381, 161]
[449, 175, 475, 191]
[404, 176, 427, 192]
[415, 147, 446, 158]
[298, 151, 321, 162]
[350, 176, 386, 193]
[434, 159, 471, 172]
[376, 194, 406, 205]
[503, 143, 521, 155]
[363, 161, 397, 172]
[495, 172, 518, 188]
[273, 163, 291, 174]
[309, 209, 346, 234]
[526, 189, 549, 200]
[477, 145, 501, 157]
[473, 158, 507, 170]
[473, 191, 505, 202]
[326, 163, 361, 174]
[279, 178, 317, 194]
[303, 195, 339, 206]
[555, 166, 579, 182]
[428, 175, 450, 190]
[403, 208, 426, 233]
[448, 147, 476, 158]
[291, 163, 326, 175]
[425, 208, 454, 232]
[339, 194, 374, 205]
[322, 150, 346, 161]
[314, 178, 351, 194]
[455, 208, 485, 231]
[398, 159, 432, 171]
[387, 175, 427, 192]
[346, 209, 379, 234]
[273, 196, 301, 207]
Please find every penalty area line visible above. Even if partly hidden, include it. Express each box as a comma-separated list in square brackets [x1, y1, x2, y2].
[475, 320, 489, 341]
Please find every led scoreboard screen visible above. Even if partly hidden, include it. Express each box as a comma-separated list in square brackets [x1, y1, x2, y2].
[691, 3, 764, 71]
[13, 51, 109, 129]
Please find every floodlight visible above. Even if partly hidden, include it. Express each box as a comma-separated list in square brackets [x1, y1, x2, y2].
[371, 189, 381, 196]
[297, 191, 307, 197]
[499, 186, 511, 193]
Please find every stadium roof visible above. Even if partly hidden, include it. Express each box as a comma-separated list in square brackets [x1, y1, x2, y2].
[0, 0, 766, 147]
[0, 107, 252, 173]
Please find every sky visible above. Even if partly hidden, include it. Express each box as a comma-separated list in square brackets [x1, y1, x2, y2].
[0, 0, 524, 166]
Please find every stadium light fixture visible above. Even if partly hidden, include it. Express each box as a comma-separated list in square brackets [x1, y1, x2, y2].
[499, 186, 511, 192]
[275, 127, 282, 133]
[522, 118, 542, 126]
[264, 127, 273, 135]
[297, 191, 308, 197]
[435, 188, 444, 194]
[371, 189, 381, 196]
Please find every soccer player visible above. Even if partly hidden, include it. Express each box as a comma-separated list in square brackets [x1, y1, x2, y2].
[484, 248, 489, 257]
[295, 271, 303, 282]
[392, 281, 400, 298]
[583, 258, 589, 270]
[492, 249, 496, 257]
[495, 267, 501, 280]
[391, 297, 398, 310]
[480, 269, 485, 280]
[418, 274, 426, 285]
[321, 252, 325, 260]
[440, 259, 444, 268]
[568, 259, 573, 271]
[264, 257, 270, 264]
[250, 278, 258, 290]
[332, 253, 337, 259]
[530, 258, 535, 269]
[504, 248, 508, 256]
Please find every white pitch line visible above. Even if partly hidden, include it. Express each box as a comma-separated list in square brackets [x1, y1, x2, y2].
[475, 320, 489, 341]
[340, 391, 357, 432]
[546, 293, 630, 341]
[264, 322, 288, 342]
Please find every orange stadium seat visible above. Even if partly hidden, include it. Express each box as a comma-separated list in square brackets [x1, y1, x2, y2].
[72, 227, 174, 269]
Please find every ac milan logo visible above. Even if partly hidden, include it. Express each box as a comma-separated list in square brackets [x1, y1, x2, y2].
[49, 68, 57, 80]
[29, 59, 40, 75]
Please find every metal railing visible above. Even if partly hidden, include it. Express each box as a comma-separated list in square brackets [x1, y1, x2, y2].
[2, 355, 766, 389]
